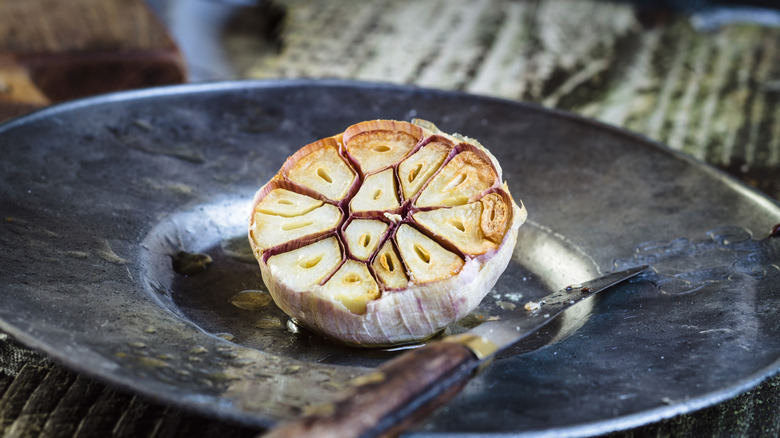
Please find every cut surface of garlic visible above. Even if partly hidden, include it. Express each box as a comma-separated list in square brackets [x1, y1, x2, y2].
[249, 119, 527, 347]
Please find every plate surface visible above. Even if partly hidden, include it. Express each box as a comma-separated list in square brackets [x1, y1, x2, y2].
[1, 80, 779, 436]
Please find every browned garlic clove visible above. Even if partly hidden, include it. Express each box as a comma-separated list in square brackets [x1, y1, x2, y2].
[248, 119, 527, 347]
[283, 137, 356, 201]
[342, 120, 424, 175]
[372, 240, 408, 289]
[415, 149, 498, 208]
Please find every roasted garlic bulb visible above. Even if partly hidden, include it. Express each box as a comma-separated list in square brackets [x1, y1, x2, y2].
[248, 119, 526, 346]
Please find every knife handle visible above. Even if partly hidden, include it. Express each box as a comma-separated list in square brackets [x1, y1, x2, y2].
[263, 341, 479, 438]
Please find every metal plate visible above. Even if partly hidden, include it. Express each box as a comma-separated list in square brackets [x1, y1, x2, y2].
[1, 80, 779, 436]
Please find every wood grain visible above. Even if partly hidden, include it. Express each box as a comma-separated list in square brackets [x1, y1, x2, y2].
[265, 341, 477, 438]
[248, 0, 780, 199]
[0, 365, 50, 435]
[0, 0, 186, 120]
[3, 366, 77, 437]
[0, 0, 175, 54]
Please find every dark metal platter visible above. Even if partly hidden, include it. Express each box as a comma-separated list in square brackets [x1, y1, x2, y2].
[1, 80, 779, 436]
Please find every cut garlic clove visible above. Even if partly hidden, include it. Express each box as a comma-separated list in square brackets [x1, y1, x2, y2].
[265, 237, 342, 291]
[372, 240, 408, 289]
[350, 168, 400, 213]
[479, 191, 513, 244]
[395, 224, 464, 283]
[413, 203, 492, 256]
[285, 138, 356, 201]
[415, 150, 498, 207]
[413, 191, 514, 256]
[343, 120, 423, 174]
[397, 138, 451, 201]
[343, 219, 389, 261]
[254, 188, 323, 217]
[250, 203, 342, 251]
[320, 260, 380, 314]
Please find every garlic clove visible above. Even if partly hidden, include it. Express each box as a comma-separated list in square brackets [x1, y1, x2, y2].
[412, 191, 515, 256]
[265, 237, 342, 291]
[395, 224, 464, 283]
[350, 168, 400, 213]
[254, 188, 323, 217]
[413, 202, 492, 256]
[397, 137, 451, 201]
[479, 190, 514, 244]
[250, 203, 342, 251]
[320, 260, 380, 314]
[285, 137, 356, 201]
[372, 240, 408, 289]
[343, 219, 389, 261]
[415, 149, 498, 208]
[343, 120, 423, 175]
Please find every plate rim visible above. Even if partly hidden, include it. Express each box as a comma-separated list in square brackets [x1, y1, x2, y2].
[1, 78, 779, 436]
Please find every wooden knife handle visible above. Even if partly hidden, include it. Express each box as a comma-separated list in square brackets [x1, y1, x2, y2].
[264, 341, 479, 438]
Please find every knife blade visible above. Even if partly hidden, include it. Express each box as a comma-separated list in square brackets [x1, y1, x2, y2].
[264, 265, 648, 438]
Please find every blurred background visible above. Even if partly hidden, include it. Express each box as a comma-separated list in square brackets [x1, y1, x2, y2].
[2, 0, 779, 201]
[1, 0, 780, 436]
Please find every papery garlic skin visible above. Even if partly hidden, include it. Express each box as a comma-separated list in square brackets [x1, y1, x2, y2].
[260, 215, 521, 346]
[249, 119, 527, 347]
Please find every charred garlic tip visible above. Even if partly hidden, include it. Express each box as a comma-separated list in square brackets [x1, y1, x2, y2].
[248, 119, 526, 347]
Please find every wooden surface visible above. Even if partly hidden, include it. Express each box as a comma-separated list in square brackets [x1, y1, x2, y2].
[248, 0, 780, 202]
[266, 342, 476, 438]
[0, 0, 186, 120]
[1, 0, 780, 437]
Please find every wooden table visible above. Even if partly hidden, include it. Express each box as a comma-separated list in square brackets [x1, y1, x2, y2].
[0, 0, 185, 121]
[2, 0, 779, 436]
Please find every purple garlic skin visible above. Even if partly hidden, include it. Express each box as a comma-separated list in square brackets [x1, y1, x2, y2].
[249, 119, 527, 347]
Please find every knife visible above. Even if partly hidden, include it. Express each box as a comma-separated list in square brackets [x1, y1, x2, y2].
[264, 265, 648, 438]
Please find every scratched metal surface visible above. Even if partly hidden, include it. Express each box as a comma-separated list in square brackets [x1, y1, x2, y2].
[1, 80, 779, 436]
